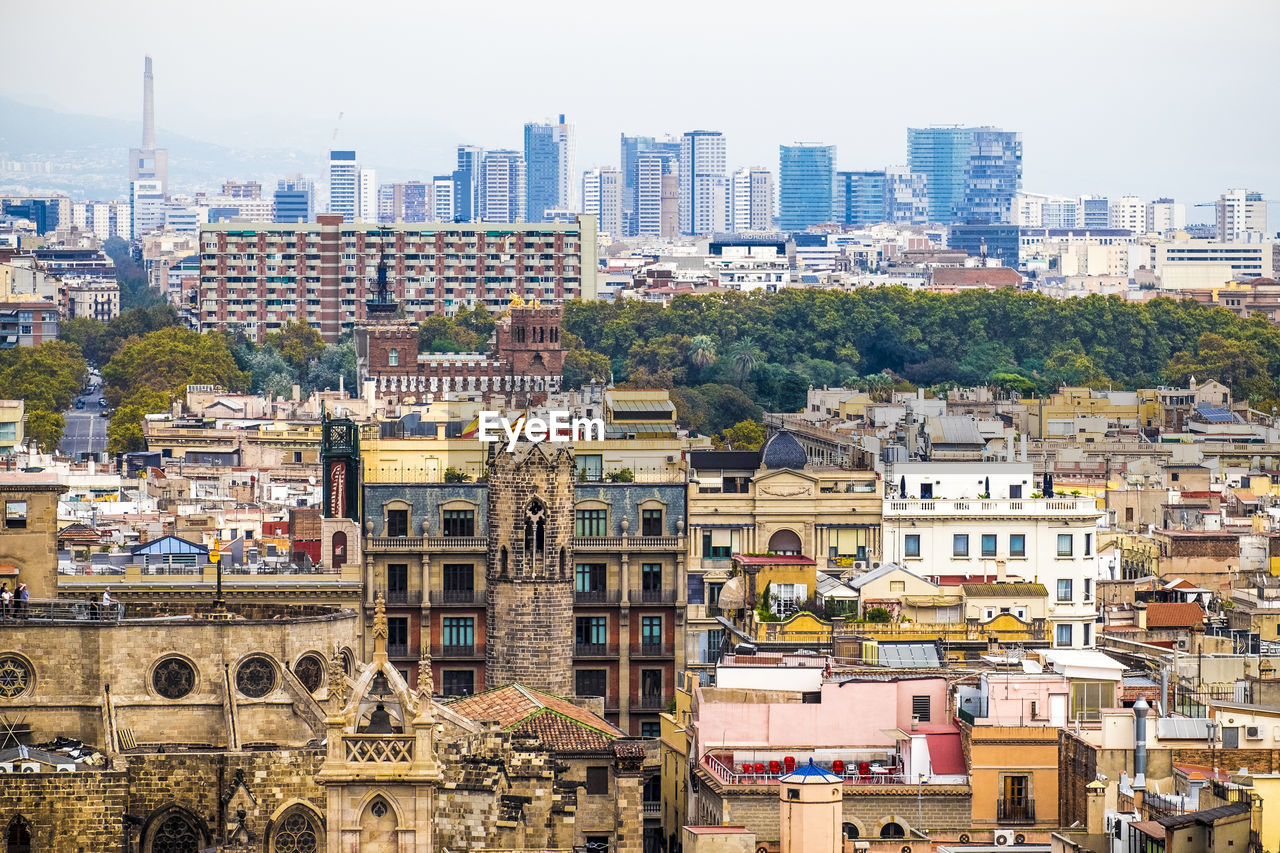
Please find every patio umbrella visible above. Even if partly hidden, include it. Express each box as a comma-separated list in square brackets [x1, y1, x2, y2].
[984, 476, 991, 497]
[900, 475, 907, 498]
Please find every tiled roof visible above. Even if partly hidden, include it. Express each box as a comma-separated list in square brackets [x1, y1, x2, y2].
[961, 582, 1047, 597]
[930, 266, 1022, 287]
[1145, 602, 1206, 628]
[446, 684, 624, 753]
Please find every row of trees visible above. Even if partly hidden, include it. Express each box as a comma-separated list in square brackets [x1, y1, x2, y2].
[0, 342, 89, 452]
[562, 289, 1280, 420]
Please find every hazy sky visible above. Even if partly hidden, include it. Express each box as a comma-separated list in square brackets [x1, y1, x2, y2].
[5, 0, 1279, 212]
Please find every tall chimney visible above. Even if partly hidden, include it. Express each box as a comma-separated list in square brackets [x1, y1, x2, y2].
[1133, 697, 1150, 790]
[142, 56, 156, 150]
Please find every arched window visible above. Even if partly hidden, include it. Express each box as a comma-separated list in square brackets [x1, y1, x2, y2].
[501, 546, 509, 574]
[879, 822, 905, 839]
[387, 348, 399, 367]
[146, 809, 203, 853]
[525, 500, 546, 556]
[271, 806, 322, 853]
[842, 822, 859, 840]
[6, 816, 32, 853]
[331, 531, 347, 569]
[767, 529, 803, 555]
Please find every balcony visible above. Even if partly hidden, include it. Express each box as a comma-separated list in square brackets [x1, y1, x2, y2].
[642, 801, 661, 816]
[629, 589, 677, 605]
[365, 535, 487, 552]
[574, 643, 619, 658]
[387, 643, 410, 658]
[425, 536, 487, 551]
[574, 589, 621, 605]
[429, 589, 481, 606]
[884, 497, 1100, 518]
[631, 642, 674, 658]
[376, 588, 421, 605]
[997, 800, 1035, 824]
[701, 754, 912, 787]
[633, 694, 668, 711]
[575, 536, 682, 552]
[367, 536, 424, 551]
[430, 643, 482, 659]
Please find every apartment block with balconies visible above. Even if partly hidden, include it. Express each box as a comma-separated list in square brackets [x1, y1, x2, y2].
[884, 462, 1103, 648]
[360, 478, 686, 735]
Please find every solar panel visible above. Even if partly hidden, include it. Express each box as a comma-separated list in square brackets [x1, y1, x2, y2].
[1194, 403, 1235, 424]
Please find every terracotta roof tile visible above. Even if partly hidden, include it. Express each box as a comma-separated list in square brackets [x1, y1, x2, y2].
[446, 684, 625, 753]
[1145, 602, 1206, 628]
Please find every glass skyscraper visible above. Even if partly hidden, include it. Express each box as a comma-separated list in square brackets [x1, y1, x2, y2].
[907, 126, 1022, 224]
[778, 144, 835, 232]
[907, 127, 972, 224]
[962, 129, 1023, 225]
[524, 115, 574, 221]
[679, 130, 727, 236]
[835, 170, 887, 227]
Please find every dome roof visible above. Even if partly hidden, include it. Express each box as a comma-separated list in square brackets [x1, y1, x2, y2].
[761, 430, 806, 470]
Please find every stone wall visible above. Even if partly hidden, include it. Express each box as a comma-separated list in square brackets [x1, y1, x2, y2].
[0, 767, 127, 852]
[0, 609, 357, 745]
[485, 445, 575, 694]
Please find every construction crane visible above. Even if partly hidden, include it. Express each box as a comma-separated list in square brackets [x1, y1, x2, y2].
[331, 111, 344, 144]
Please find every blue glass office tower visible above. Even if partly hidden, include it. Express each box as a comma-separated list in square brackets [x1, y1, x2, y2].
[835, 171, 887, 227]
[273, 175, 314, 224]
[525, 116, 573, 221]
[452, 145, 483, 223]
[962, 129, 1022, 224]
[907, 127, 973, 224]
[778, 144, 836, 231]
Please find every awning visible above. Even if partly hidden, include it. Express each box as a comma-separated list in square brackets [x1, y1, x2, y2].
[903, 595, 963, 607]
[711, 529, 733, 547]
[717, 576, 747, 610]
[924, 732, 966, 775]
[0, 565, 18, 576]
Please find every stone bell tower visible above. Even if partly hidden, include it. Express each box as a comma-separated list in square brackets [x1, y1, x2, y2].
[484, 442, 576, 694]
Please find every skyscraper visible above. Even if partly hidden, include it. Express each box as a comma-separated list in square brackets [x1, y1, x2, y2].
[1217, 189, 1268, 242]
[453, 145, 484, 223]
[327, 150, 359, 220]
[377, 181, 430, 223]
[130, 179, 166, 239]
[358, 168, 377, 223]
[581, 167, 623, 238]
[620, 133, 654, 236]
[907, 126, 972, 224]
[637, 151, 679, 239]
[884, 166, 930, 225]
[835, 171, 887, 227]
[478, 150, 526, 224]
[432, 177, 456, 223]
[524, 115, 575, 221]
[778, 144, 835, 231]
[961, 128, 1022, 224]
[273, 175, 315, 224]
[728, 167, 774, 232]
[128, 56, 169, 196]
[679, 130, 726, 236]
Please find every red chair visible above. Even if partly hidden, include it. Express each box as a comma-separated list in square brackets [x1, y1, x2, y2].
[784, 756, 796, 772]
[832, 759, 846, 776]
[754, 762, 765, 775]
[741, 763, 753, 775]
[769, 760, 782, 774]
[858, 761, 871, 777]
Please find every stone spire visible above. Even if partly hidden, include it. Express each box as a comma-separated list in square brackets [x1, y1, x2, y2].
[417, 642, 434, 699]
[372, 592, 387, 664]
[327, 648, 347, 711]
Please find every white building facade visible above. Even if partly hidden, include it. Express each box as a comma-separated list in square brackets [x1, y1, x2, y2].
[884, 462, 1102, 649]
[728, 167, 774, 232]
[581, 167, 623, 238]
[679, 130, 727, 236]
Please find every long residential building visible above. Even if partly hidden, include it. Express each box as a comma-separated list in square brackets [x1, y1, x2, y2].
[197, 214, 598, 342]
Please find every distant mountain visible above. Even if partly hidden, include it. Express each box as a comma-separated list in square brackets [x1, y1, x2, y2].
[0, 96, 317, 199]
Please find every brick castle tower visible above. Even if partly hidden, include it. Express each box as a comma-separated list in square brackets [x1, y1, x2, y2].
[484, 442, 576, 693]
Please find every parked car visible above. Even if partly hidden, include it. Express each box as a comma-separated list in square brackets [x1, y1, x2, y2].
[75, 400, 86, 409]
[97, 398, 108, 407]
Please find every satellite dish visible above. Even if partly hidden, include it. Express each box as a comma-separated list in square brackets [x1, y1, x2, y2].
[308, 476, 317, 486]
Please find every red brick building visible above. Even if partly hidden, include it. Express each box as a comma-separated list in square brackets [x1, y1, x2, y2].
[354, 303, 566, 403]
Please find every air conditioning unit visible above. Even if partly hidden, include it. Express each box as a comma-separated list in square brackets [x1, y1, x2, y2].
[1246, 725, 1263, 740]
[853, 561, 866, 570]
[1176, 637, 1189, 650]
[872, 561, 881, 569]
[994, 833, 1012, 847]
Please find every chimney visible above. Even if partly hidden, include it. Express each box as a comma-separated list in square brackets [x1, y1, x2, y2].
[142, 56, 155, 150]
[1020, 433, 1028, 462]
[1085, 780, 1107, 835]
[1133, 697, 1150, 791]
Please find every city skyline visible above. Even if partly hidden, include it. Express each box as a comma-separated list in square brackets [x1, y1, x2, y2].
[2, 0, 1277, 215]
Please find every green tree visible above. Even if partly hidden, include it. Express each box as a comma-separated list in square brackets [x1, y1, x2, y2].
[23, 408, 65, 453]
[688, 335, 717, 371]
[102, 327, 249, 405]
[107, 388, 172, 455]
[718, 419, 766, 450]
[1166, 332, 1276, 403]
[264, 321, 326, 373]
[725, 337, 763, 387]
[0, 341, 89, 412]
[444, 466, 473, 483]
